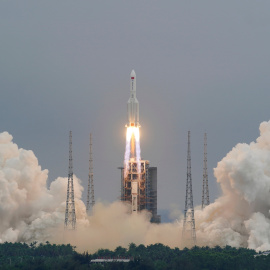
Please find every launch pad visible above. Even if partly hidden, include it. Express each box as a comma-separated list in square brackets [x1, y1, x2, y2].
[119, 161, 160, 223]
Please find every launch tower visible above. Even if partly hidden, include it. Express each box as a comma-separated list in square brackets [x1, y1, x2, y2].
[86, 133, 95, 214]
[202, 133, 209, 209]
[64, 131, 76, 230]
[182, 131, 196, 246]
[119, 162, 159, 223]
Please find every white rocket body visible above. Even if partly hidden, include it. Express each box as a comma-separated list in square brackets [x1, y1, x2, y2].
[127, 70, 139, 127]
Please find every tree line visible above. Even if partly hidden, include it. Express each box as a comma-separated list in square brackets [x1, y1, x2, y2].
[0, 241, 270, 269]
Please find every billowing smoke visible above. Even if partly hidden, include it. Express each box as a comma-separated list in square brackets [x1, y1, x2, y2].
[0, 132, 88, 243]
[195, 120, 270, 251]
[2, 121, 270, 252]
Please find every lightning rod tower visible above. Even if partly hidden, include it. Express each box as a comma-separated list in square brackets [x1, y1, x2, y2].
[86, 133, 95, 213]
[202, 133, 210, 209]
[64, 131, 76, 230]
[182, 131, 196, 246]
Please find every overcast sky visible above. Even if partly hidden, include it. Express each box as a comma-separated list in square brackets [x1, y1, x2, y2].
[1, 1, 270, 216]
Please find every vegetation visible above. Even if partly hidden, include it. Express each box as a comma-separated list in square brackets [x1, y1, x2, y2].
[0, 241, 269, 269]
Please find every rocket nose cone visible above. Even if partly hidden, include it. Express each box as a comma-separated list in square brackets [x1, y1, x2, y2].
[130, 70, 136, 78]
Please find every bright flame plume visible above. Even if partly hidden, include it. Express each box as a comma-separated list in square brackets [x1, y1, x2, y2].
[124, 126, 141, 177]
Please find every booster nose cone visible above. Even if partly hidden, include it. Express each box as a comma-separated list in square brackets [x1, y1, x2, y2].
[130, 70, 136, 78]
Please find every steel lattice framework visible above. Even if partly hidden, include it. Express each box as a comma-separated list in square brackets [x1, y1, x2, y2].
[202, 133, 210, 209]
[64, 131, 76, 230]
[86, 133, 95, 213]
[182, 131, 196, 246]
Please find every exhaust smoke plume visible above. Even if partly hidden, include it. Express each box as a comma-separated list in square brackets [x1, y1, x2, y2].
[1, 121, 270, 252]
[0, 132, 88, 244]
[195, 120, 270, 251]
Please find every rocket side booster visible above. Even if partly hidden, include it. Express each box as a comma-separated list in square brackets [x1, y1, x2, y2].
[127, 70, 139, 127]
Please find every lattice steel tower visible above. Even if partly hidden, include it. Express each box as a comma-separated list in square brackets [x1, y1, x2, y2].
[86, 133, 95, 213]
[64, 131, 76, 229]
[202, 133, 210, 209]
[182, 131, 196, 246]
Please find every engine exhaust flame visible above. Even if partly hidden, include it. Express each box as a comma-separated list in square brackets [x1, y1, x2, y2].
[124, 127, 141, 177]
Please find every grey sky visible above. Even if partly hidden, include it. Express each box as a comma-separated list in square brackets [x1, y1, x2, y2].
[1, 1, 270, 215]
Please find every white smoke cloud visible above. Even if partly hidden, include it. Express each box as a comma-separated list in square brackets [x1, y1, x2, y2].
[2, 121, 270, 252]
[195, 120, 270, 251]
[54, 202, 181, 253]
[0, 132, 87, 243]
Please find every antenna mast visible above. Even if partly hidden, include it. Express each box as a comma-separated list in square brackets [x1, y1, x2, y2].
[182, 131, 196, 246]
[64, 131, 76, 229]
[87, 133, 95, 213]
[202, 133, 210, 209]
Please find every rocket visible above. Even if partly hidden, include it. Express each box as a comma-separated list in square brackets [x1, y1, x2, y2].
[127, 70, 139, 127]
